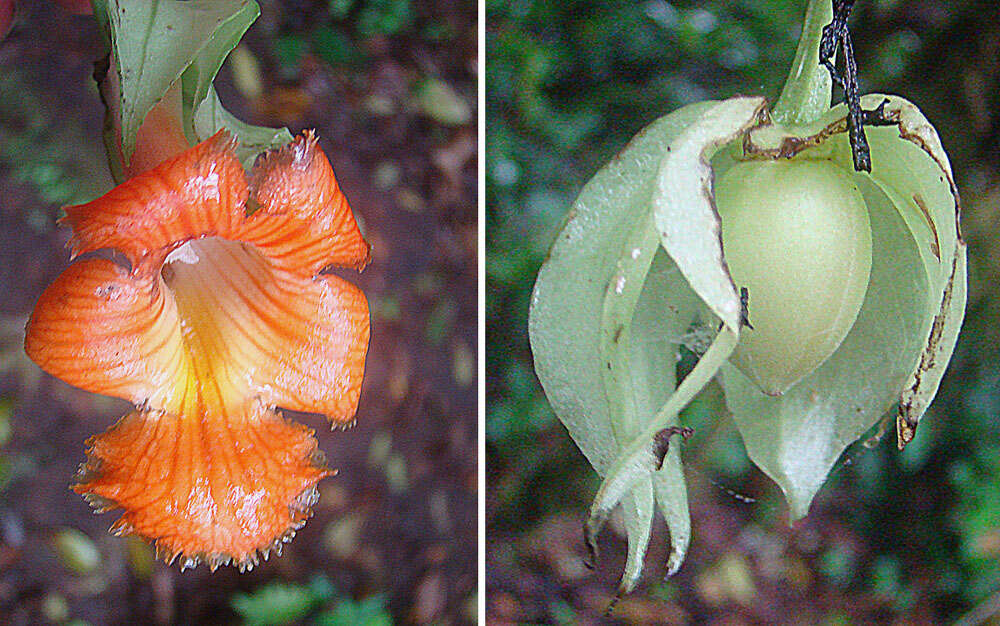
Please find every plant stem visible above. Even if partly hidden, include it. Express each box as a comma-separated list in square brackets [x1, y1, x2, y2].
[772, 0, 835, 126]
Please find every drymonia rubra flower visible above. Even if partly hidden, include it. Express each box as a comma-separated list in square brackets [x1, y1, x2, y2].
[529, 0, 966, 594]
[25, 130, 370, 570]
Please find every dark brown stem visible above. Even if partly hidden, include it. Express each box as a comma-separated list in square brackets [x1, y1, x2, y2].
[820, 0, 895, 172]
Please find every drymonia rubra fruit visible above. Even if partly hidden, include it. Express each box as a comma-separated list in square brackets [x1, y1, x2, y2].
[717, 159, 872, 396]
[528, 0, 966, 596]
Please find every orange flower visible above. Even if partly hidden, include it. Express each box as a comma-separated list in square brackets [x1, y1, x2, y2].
[25, 130, 370, 570]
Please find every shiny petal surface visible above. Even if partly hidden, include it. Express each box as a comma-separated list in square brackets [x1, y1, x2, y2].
[162, 238, 370, 424]
[24, 258, 188, 413]
[240, 131, 371, 275]
[265, 273, 369, 423]
[63, 132, 248, 271]
[75, 401, 330, 568]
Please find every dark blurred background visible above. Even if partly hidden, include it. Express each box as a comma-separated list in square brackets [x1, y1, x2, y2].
[0, 0, 476, 623]
[487, 0, 1000, 623]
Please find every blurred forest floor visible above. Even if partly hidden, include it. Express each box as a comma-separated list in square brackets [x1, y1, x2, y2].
[0, 0, 476, 624]
[487, 0, 1000, 623]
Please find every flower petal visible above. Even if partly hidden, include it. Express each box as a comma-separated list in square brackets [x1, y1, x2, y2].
[264, 273, 370, 423]
[62, 132, 248, 271]
[161, 238, 369, 424]
[239, 131, 370, 275]
[74, 401, 331, 569]
[30, 123, 371, 569]
[24, 258, 188, 413]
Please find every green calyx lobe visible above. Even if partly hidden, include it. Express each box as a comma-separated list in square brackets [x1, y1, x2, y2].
[717, 159, 872, 396]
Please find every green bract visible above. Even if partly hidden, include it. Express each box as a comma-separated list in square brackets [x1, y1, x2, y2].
[91, 0, 292, 180]
[528, 0, 966, 595]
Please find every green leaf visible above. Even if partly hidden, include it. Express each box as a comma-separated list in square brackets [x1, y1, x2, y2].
[832, 96, 958, 295]
[315, 594, 392, 626]
[579, 101, 767, 558]
[531, 98, 714, 495]
[192, 85, 293, 169]
[531, 100, 727, 591]
[179, 2, 261, 136]
[586, 327, 738, 576]
[898, 249, 965, 440]
[599, 214, 664, 447]
[628, 252, 706, 575]
[231, 577, 332, 626]
[721, 173, 929, 518]
[102, 0, 259, 164]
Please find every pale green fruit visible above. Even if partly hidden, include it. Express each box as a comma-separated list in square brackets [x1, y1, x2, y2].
[528, 0, 965, 595]
[716, 159, 872, 396]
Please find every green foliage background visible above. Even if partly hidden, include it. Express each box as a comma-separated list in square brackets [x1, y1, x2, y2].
[487, 0, 1000, 621]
